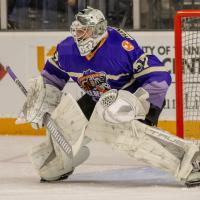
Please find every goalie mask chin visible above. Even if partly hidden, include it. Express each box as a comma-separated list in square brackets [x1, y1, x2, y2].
[70, 7, 107, 56]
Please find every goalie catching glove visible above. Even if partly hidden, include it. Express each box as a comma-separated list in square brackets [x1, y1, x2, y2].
[96, 88, 150, 123]
[16, 76, 62, 129]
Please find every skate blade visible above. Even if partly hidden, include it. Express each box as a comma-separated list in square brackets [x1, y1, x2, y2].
[185, 180, 200, 188]
[40, 170, 74, 183]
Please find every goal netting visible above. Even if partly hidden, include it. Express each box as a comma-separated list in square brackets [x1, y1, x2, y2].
[175, 10, 200, 138]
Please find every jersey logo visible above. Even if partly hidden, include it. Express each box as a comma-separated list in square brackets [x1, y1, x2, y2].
[122, 40, 134, 51]
[78, 69, 111, 101]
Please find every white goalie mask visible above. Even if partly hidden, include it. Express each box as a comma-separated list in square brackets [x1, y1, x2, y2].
[70, 7, 107, 56]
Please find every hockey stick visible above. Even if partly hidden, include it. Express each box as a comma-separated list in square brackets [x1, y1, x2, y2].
[5, 65, 73, 158]
[0, 63, 7, 81]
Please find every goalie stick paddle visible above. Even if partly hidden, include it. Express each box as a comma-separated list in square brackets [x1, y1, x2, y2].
[6, 66, 73, 158]
[0, 63, 7, 81]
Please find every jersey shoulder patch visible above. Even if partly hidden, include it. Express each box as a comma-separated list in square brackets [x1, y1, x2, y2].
[122, 40, 134, 51]
[109, 27, 135, 52]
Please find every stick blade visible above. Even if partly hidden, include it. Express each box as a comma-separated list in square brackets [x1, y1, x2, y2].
[0, 63, 7, 80]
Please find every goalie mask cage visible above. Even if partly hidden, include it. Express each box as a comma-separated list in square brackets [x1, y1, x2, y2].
[175, 10, 200, 138]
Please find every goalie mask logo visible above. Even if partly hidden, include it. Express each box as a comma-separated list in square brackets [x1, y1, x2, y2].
[78, 69, 111, 101]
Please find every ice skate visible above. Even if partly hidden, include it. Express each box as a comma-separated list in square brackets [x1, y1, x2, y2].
[40, 170, 74, 183]
[185, 151, 200, 187]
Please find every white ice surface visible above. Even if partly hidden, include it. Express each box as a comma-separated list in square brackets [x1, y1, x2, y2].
[0, 136, 200, 200]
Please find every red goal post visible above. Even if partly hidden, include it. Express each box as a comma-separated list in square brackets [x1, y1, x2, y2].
[174, 10, 200, 138]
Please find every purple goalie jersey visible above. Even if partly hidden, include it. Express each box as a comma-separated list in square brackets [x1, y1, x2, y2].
[42, 27, 171, 108]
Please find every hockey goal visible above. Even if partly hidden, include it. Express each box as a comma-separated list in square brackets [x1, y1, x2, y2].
[175, 10, 200, 138]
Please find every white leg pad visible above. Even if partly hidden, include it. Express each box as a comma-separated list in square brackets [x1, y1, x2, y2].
[51, 93, 88, 157]
[29, 93, 90, 181]
[86, 107, 200, 181]
[39, 135, 73, 181]
[29, 134, 54, 171]
[136, 121, 200, 181]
